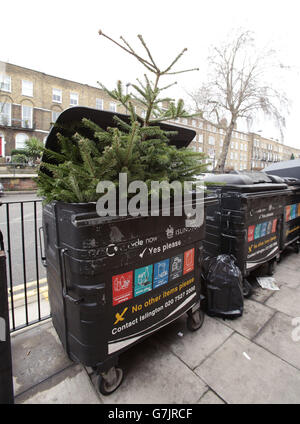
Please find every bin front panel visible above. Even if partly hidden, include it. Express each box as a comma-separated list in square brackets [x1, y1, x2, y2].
[44, 200, 207, 367]
[221, 190, 285, 275]
[282, 188, 300, 248]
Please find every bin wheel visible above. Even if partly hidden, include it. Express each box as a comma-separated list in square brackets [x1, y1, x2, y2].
[187, 309, 205, 332]
[267, 260, 276, 276]
[97, 367, 124, 396]
[242, 279, 252, 298]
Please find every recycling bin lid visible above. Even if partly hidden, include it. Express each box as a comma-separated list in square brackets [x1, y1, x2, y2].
[230, 170, 286, 184]
[280, 176, 300, 186]
[204, 172, 287, 192]
[43, 106, 196, 162]
[264, 159, 300, 180]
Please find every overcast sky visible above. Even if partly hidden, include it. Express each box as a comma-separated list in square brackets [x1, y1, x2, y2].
[1, 0, 300, 148]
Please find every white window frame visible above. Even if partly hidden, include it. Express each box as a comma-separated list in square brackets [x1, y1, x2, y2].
[109, 102, 117, 112]
[52, 88, 62, 103]
[209, 135, 215, 145]
[96, 98, 104, 110]
[198, 134, 203, 143]
[21, 104, 33, 128]
[15, 133, 29, 149]
[0, 102, 11, 125]
[70, 92, 78, 106]
[0, 132, 5, 157]
[52, 110, 61, 122]
[0, 74, 11, 92]
[22, 80, 33, 97]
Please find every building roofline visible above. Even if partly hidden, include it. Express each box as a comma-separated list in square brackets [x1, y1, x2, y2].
[1, 60, 300, 154]
[0, 60, 100, 91]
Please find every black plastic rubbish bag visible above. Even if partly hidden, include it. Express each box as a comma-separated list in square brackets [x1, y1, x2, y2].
[203, 254, 244, 319]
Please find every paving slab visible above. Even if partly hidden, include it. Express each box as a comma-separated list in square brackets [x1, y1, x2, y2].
[11, 320, 72, 396]
[92, 336, 207, 404]
[277, 249, 300, 270]
[198, 390, 226, 404]
[154, 314, 233, 369]
[195, 333, 300, 404]
[250, 284, 280, 304]
[265, 285, 300, 318]
[254, 311, 300, 370]
[15, 364, 100, 404]
[10, 296, 50, 331]
[270, 263, 300, 289]
[217, 299, 275, 340]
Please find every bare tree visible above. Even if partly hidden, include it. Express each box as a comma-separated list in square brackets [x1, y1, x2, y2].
[190, 30, 289, 173]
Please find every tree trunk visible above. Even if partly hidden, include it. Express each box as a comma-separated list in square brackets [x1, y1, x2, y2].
[214, 118, 236, 173]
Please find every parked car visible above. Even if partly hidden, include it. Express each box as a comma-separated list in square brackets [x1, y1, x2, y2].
[0, 182, 4, 196]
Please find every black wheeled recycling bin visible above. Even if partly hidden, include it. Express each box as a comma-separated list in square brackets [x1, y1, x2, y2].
[203, 172, 288, 294]
[41, 107, 215, 395]
[279, 178, 300, 253]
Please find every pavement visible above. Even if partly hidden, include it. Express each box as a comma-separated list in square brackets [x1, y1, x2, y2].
[10, 248, 300, 404]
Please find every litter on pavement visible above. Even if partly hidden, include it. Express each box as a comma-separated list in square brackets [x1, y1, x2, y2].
[256, 277, 280, 291]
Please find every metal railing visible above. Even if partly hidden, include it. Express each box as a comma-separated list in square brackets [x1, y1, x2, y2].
[0, 199, 50, 333]
[0, 118, 36, 131]
[0, 232, 14, 403]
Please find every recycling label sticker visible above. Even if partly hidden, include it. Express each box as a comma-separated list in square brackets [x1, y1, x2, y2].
[271, 218, 277, 233]
[153, 259, 170, 289]
[266, 221, 272, 234]
[254, 224, 262, 239]
[260, 222, 268, 238]
[169, 253, 184, 281]
[248, 225, 255, 242]
[112, 271, 133, 306]
[134, 265, 153, 297]
[183, 248, 195, 275]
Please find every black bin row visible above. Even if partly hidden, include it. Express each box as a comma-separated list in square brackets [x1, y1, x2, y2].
[42, 107, 300, 395]
[203, 171, 300, 288]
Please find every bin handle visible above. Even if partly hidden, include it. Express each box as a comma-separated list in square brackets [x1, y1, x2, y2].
[39, 227, 47, 267]
[60, 248, 83, 305]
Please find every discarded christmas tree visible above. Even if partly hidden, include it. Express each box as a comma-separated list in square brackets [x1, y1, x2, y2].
[38, 31, 208, 204]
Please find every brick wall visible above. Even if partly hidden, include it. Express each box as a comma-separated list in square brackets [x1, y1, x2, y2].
[1, 60, 300, 169]
[0, 177, 37, 191]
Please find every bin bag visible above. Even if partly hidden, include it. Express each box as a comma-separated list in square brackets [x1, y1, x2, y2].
[203, 254, 244, 319]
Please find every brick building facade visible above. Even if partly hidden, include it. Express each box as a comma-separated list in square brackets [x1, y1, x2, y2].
[1, 60, 300, 170]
